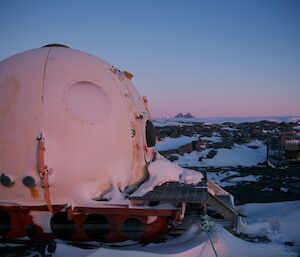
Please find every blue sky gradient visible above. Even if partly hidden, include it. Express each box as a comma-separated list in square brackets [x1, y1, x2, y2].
[1, 0, 299, 118]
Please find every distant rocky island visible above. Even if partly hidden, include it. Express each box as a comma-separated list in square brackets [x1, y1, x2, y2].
[174, 113, 195, 118]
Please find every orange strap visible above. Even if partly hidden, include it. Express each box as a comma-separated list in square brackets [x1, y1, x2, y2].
[37, 136, 53, 213]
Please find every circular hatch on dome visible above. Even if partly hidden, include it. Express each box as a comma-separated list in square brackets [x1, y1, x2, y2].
[63, 81, 111, 125]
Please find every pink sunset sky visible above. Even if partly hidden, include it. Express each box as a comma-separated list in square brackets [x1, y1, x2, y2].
[1, 0, 299, 118]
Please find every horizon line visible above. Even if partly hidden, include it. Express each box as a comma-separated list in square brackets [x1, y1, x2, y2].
[152, 114, 300, 120]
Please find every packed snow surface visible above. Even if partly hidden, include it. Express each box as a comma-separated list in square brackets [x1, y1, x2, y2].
[155, 133, 222, 152]
[153, 120, 194, 127]
[155, 135, 199, 151]
[237, 201, 300, 246]
[207, 171, 262, 187]
[50, 201, 300, 257]
[200, 132, 222, 143]
[175, 140, 266, 167]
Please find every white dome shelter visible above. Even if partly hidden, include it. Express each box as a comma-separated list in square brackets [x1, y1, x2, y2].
[0, 45, 212, 244]
[0, 45, 155, 208]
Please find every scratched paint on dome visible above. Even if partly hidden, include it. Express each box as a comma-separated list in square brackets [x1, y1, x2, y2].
[30, 188, 39, 199]
[0, 76, 21, 121]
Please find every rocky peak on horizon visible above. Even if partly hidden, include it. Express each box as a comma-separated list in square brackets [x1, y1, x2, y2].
[174, 113, 195, 119]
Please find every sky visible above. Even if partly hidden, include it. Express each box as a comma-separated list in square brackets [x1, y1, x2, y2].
[0, 0, 299, 118]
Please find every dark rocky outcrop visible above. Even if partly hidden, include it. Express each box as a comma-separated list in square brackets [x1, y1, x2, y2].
[209, 141, 233, 149]
[156, 119, 297, 165]
[206, 149, 218, 159]
[192, 140, 205, 151]
[178, 143, 194, 155]
[168, 155, 179, 162]
[174, 113, 195, 118]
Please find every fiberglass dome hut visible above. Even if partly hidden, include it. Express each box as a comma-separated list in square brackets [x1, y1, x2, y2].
[0, 44, 156, 206]
[0, 45, 220, 244]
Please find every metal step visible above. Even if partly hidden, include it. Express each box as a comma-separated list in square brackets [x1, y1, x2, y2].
[207, 179, 239, 230]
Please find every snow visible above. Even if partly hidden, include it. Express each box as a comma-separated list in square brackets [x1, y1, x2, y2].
[155, 135, 199, 151]
[229, 175, 262, 183]
[180, 169, 203, 184]
[206, 171, 262, 188]
[155, 133, 222, 152]
[30, 211, 52, 233]
[175, 140, 266, 168]
[200, 132, 222, 143]
[280, 187, 289, 193]
[52, 201, 300, 256]
[101, 184, 127, 204]
[208, 171, 241, 187]
[237, 201, 300, 246]
[293, 126, 300, 131]
[154, 116, 300, 125]
[66, 158, 134, 207]
[153, 120, 194, 127]
[262, 129, 275, 134]
[52, 243, 97, 257]
[62, 151, 205, 206]
[261, 187, 273, 192]
[131, 154, 203, 197]
[221, 127, 238, 131]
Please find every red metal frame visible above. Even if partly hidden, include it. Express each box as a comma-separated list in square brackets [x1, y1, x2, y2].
[0, 205, 182, 243]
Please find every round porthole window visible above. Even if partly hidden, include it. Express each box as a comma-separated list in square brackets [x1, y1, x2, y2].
[83, 214, 111, 241]
[63, 81, 111, 125]
[122, 218, 144, 241]
[50, 212, 76, 240]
